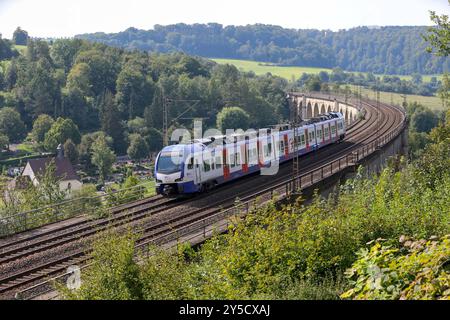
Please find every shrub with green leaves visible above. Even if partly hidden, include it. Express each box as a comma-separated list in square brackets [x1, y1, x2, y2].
[341, 236, 450, 300]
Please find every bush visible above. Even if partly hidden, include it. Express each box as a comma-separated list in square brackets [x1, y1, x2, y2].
[341, 235, 450, 300]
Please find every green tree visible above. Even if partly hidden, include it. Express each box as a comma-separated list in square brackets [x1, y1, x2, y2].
[127, 134, 149, 162]
[4, 61, 17, 90]
[0, 70, 4, 91]
[64, 139, 79, 164]
[50, 39, 83, 73]
[127, 117, 147, 135]
[75, 49, 119, 96]
[438, 73, 449, 109]
[411, 109, 440, 133]
[423, 1, 450, 56]
[0, 107, 26, 143]
[59, 231, 142, 300]
[101, 91, 126, 153]
[305, 75, 322, 92]
[0, 133, 9, 151]
[44, 117, 81, 152]
[66, 63, 92, 97]
[12, 27, 29, 45]
[116, 63, 154, 119]
[143, 86, 163, 129]
[78, 131, 113, 167]
[61, 88, 90, 129]
[91, 135, 116, 182]
[216, 106, 250, 131]
[145, 128, 163, 152]
[16, 57, 59, 121]
[31, 114, 54, 144]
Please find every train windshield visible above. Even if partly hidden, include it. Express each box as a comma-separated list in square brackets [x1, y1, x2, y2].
[157, 151, 184, 174]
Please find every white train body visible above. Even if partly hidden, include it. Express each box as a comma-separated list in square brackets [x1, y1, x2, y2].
[154, 112, 345, 196]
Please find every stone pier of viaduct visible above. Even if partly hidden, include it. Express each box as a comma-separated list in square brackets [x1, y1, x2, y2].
[288, 92, 361, 124]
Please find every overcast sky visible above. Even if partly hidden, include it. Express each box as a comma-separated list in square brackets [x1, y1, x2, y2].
[0, 0, 448, 38]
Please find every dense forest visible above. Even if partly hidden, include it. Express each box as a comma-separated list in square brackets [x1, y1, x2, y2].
[76, 24, 449, 75]
[0, 35, 290, 158]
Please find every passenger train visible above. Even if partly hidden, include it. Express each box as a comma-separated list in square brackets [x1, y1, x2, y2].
[154, 112, 346, 196]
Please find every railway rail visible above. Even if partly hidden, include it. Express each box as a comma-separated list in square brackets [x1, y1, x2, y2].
[0, 96, 406, 299]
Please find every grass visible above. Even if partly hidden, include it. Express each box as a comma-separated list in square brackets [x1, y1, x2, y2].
[13, 44, 27, 55]
[15, 142, 36, 154]
[140, 179, 156, 197]
[211, 58, 443, 82]
[358, 87, 445, 111]
[212, 58, 446, 111]
[211, 58, 331, 79]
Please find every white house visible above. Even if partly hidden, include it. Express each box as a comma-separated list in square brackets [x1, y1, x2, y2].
[21, 145, 82, 192]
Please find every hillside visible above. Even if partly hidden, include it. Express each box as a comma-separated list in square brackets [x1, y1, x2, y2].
[76, 24, 449, 75]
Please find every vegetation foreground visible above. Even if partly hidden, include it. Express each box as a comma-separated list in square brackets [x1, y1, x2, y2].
[60, 110, 450, 300]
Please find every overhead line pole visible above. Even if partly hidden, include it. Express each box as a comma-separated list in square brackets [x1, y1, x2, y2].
[287, 93, 300, 191]
[162, 90, 201, 146]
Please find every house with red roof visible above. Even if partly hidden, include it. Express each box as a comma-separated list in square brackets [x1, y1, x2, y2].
[21, 144, 82, 192]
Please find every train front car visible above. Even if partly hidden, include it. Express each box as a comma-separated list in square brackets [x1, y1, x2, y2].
[154, 145, 186, 196]
[154, 143, 203, 196]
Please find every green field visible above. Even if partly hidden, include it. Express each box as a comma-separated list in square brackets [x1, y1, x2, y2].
[13, 44, 27, 55]
[359, 87, 445, 111]
[212, 58, 445, 111]
[211, 58, 331, 79]
[211, 58, 443, 82]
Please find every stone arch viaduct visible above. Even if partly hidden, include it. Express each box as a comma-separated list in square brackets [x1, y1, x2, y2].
[288, 93, 360, 125]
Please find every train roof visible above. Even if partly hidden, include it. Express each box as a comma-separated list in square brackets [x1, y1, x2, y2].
[163, 112, 344, 149]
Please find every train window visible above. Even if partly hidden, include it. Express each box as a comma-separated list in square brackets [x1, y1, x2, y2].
[187, 157, 194, 169]
[331, 126, 336, 134]
[203, 159, 211, 172]
[215, 156, 222, 169]
[318, 130, 322, 139]
[236, 153, 240, 166]
[300, 134, 305, 145]
[230, 153, 235, 168]
[251, 148, 257, 162]
[268, 142, 272, 155]
[279, 141, 284, 152]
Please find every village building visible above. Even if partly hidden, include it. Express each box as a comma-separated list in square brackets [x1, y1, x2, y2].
[20, 144, 82, 192]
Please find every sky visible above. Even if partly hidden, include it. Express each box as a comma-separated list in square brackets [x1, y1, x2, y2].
[0, 0, 449, 38]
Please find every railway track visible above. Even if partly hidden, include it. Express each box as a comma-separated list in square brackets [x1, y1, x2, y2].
[0, 97, 405, 299]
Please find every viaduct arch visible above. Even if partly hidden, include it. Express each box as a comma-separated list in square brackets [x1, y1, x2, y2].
[288, 93, 360, 125]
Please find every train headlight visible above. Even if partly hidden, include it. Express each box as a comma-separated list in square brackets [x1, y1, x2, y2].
[175, 178, 183, 182]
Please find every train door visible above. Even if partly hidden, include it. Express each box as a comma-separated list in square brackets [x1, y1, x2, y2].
[257, 138, 263, 167]
[305, 128, 309, 151]
[328, 122, 332, 141]
[242, 140, 248, 173]
[194, 155, 202, 185]
[334, 120, 338, 141]
[283, 133, 289, 157]
[321, 124, 325, 145]
[223, 145, 230, 180]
